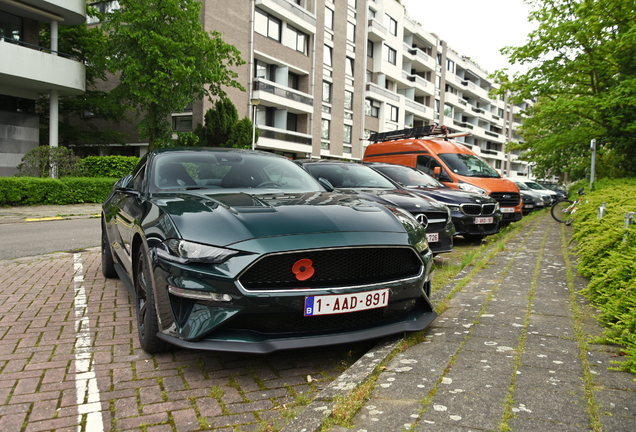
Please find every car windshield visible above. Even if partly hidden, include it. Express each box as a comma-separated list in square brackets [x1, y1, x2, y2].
[525, 182, 546, 191]
[304, 163, 396, 189]
[514, 182, 531, 191]
[437, 153, 500, 178]
[372, 165, 446, 189]
[150, 151, 320, 193]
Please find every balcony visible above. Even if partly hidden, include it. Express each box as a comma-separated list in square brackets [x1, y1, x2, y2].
[256, 0, 316, 34]
[257, 125, 312, 153]
[485, 130, 499, 138]
[367, 19, 387, 42]
[404, 98, 434, 120]
[365, 82, 400, 102]
[252, 78, 313, 113]
[453, 119, 473, 130]
[410, 47, 435, 71]
[0, 39, 85, 99]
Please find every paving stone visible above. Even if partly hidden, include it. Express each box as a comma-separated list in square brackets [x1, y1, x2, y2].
[350, 399, 422, 432]
[506, 417, 590, 431]
[510, 387, 589, 424]
[420, 389, 506, 431]
[372, 372, 435, 401]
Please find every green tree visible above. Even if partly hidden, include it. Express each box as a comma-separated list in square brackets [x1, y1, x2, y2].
[492, 0, 636, 179]
[194, 99, 259, 149]
[37, 6, 126, 146]
[103, 0, 245, 150]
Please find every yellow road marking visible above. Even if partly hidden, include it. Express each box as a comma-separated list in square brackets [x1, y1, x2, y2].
[24, 216, 64, 222]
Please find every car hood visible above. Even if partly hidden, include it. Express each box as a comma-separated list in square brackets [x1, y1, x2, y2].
[405, 187, 496, 205]
[335, 188, 448, 213]
[149, 191, 414, 247]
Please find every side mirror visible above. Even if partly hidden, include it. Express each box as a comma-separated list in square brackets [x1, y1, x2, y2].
[114, 174, 140, 197]
[318, 177, 334, 192]
[433, 166, 442, 179]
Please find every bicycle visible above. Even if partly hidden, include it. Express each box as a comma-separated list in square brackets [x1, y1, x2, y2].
[551, 187, 585, 225]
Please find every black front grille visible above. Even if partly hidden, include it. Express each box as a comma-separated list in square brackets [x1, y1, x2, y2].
[226, 299, 419, 334]
[490, 192, 520, 207]
[462, 204, 481, 215]
[482, 204, 496, 215]
[240, 247, 422, 290]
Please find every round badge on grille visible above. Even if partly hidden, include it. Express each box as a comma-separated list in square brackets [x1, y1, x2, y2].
[415, 214, 429, 228]
[292, 259, 314, 281]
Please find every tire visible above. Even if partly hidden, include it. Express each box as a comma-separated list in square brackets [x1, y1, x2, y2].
[551, 200, 574, 223]
[135, 246, 169, 353]
[101, 221, 118, 279]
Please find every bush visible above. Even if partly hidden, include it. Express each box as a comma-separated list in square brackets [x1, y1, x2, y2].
[80, 155, 140, 178]
[16, 146, 84, 178]
[570, 178, 636, 373]
[0, 177, 118, 206]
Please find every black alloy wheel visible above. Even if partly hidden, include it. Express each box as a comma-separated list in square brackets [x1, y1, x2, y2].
[101, 221, 118, 279]
[135, 246, 168, 353]
[551, 200, 574, 223]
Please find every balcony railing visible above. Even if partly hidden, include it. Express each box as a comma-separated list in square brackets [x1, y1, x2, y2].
[481, 149, 499, 156]
[453, 120, 473, 130]
[258, 0, 316, 28]
[0, 36, 82, 63]
[485, 131, 499, 138]
[367, 19, 387, 35]
[366, 83, 400, 102]
[258, 126, 312, 145]
[253, 79, 313, 106]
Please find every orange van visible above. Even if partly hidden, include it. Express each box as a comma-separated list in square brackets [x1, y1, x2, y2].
[363, 126, 523, 223]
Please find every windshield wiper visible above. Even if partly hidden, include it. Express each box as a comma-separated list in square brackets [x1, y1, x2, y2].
[170, 186, 208, 191]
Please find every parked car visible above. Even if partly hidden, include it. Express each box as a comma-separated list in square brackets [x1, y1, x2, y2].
[295, 159, 455, 255]
[366, 163, 502, 241]
[363, 127, 523, 224]
[101, 149, 437, 354]
[514, 181, 550, 213]
[538, 182, 568, 199]
[519, 180, 559, 204]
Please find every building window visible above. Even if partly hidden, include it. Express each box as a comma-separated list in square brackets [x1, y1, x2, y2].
[172, 115, 193, 131]
[288, 73, 299, 90]
[385, 45, 397, 65]
[343, 125, 352, 144]
[344, 90, 353, 110]
[444, 103, 453, 117]
[322, 105, 331, 114]
[324, 45, 333, 67]
[435, 99, 440, 113]
[325, 7, 334, 31]
[321, 119, 330, 140]
[446, 59, 455, 73]
[348, 0, 357, 8]
[343, 145, 352, 153]
[495, 160, 502, 169]
[255, 9, 281, 42]
[365, 99, 380, 118]
[347, 22, 355, 43]
[384, 14, 397, 36]
[366, 70, 372, 83]
[0, 10, 23, 40]
[323, 81, 332, 103]
[287, 113, 298, 132]
[368, 8, 376, 19]
[86, 1, 120, 24]
[367, 40, 374, 58]
[345, 57, 354, 76]
[498, 107, 504, 117]
[321, 141, 330, 150]
[283, 25, 308, 54]
[389, 105, 399, 122]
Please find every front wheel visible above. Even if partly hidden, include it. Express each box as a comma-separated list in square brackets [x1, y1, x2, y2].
[551, 200, 574, 223]
[135, 246, 169, 353]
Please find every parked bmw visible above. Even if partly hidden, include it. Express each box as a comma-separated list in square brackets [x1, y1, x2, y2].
[366, 163, 502, 241]
[294, 160, 454, 254]
[101, 149, 437, 354]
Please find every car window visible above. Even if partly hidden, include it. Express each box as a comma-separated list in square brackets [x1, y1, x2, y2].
[305, 164, 396, 188]
[150, 152, 320, 192]
[437, 153, 500, 178]
[374, 165, 445, 188]
[514, 182, 530, 191]
[132, 154, 148, 192]
[525, 182, 545, 190]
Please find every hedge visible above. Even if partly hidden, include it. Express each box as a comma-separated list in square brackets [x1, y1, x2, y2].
[569, 178, 636, 374]
[0, 177, 118, 206]
[80, 155, 140, 178]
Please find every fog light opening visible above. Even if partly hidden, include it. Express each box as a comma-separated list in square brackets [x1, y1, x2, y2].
[168, 286, 232, 302]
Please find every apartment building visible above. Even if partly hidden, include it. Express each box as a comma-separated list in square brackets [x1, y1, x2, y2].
[0, 0, 86, 176]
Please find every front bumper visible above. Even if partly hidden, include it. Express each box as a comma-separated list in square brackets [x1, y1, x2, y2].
[450, 212, 501, 237]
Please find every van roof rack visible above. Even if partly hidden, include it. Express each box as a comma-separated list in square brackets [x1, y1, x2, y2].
[368, 125, 449, 143]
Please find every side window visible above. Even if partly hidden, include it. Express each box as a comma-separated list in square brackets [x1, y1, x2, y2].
[132, 154, 148, 191]
[416, 156, 433, 175]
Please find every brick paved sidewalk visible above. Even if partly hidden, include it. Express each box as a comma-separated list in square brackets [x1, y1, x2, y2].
[0, 249, 367, 432]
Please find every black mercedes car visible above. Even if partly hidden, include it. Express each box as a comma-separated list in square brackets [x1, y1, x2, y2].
[366, 163, 502, 241]
[295, 160, 454, 254]
[101, 149, 437, 354]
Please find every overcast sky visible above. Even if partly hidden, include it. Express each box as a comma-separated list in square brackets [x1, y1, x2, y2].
[401, 0, 538, 76]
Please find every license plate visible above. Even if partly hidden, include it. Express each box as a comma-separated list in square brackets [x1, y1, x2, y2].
[500, 207, 515, 213]
[474, 217, 493, 224]
[304, 289, 390, 316]
[524, 204, 533, 208]
[426, 232, 439, 242]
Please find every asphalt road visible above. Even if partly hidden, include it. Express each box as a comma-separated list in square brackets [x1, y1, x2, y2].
[0, 218, 100, 260]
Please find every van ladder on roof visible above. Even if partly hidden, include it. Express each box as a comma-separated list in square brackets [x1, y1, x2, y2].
[368, 125, 449, 143]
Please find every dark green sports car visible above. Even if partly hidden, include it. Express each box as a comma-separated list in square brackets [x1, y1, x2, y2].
[101, 148, 436, 354]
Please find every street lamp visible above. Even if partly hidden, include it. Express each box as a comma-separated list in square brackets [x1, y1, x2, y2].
[251, 98, 260, 150]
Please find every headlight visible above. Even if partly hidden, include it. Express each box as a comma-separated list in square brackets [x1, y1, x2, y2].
[458, 182, 486, 194]
[447, 204, 461, 212]
[156, 239, 239, 264]
[415, 236, 429, 253]
[494, 202, 500, 211]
